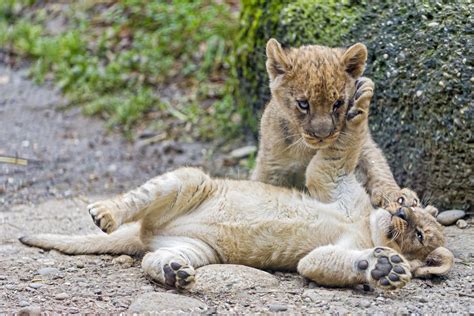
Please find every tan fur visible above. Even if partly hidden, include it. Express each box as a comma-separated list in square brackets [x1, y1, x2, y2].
[19, 88, 452, 291]
[252, 39, 419, 208]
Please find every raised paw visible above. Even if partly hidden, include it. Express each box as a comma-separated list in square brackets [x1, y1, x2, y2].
[163, 260, 196, 290]
[357, 247, 411, 290]
[347, 77, 374, 124]
[88, 200, 120, 234]
[371, 188, 420, 209]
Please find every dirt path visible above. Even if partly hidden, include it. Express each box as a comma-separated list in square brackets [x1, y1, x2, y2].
[0, 65, 472, 314]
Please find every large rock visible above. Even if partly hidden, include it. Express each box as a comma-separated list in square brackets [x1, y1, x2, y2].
[128, 292, 207, 314]
[235, 1, 473, 211]
[193, 264, 279, 294]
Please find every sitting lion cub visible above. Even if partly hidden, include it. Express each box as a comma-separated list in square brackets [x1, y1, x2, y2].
[20, 81, 452, 291]
[253, 39, 420, 209]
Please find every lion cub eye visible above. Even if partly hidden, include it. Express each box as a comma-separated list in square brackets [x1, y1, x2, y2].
[333, 99, 344, 111]
[296, 100, 310, 113]
[416, 229, 424, 243]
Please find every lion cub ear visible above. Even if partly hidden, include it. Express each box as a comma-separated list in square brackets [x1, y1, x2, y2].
[410, 247, 454, 278]
[341, 43, 368, 78]
[266, 38, 291, 80]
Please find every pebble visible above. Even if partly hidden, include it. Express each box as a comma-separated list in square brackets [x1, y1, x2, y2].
[302, 290, 319, 302]
[456, 219, 468, 229]
[37, 267, 60, 276]
[112, 255, 134, 268]
[419, 297, 428, 303]
[55, 292, 69, 300]
[361, 300, 371, 308]
[19, 301, 29, 307]
[76, 262, 85, 268]
[268, 304, 288, 312]
[437, 210, 465, 225]
[18, 306, 42, 316]
[0, 275, 6, 280]
[28, 283, 43, 289]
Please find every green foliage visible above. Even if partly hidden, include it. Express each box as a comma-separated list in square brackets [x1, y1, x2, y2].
[0, 1, 238, 137]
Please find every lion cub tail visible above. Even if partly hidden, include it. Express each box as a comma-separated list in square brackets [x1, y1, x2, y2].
[19, 223, 145, 256]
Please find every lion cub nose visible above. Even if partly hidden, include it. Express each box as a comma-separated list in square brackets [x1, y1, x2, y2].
[394, 208, 407, 221]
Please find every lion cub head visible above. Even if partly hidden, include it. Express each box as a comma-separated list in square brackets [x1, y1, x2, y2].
[374, 204, 454, 278]
[266, 38, 367, 149]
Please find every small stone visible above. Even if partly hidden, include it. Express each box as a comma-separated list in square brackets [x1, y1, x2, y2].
[55, 293, 69, 300]
[0, 275, 6, 280]
[437, 210, 465, 226]
[229, 145, 257, 159]
[308, 281, 318, 289]
[376, 296, 385, 302]
[112, 255, 134, 268]
[428, 22, 439, 27]
[361, 300, 371, 308]
[302, 289, 319, 302]
[108, 164, 118, 173]
[19, 301, 29, 307]
[28, 283, 43, 289]
[419, 297, 428, 303]
[268, 303, 288, 312]
[456, 219, 468, 229]
[76, 262, 85, 268]
[383, 53, 389, 59]
[18, 306, 42, 316]
[37, 267, 60, 276]
[416, 90, 423, 97]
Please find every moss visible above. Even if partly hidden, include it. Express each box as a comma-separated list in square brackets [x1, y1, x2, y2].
[236, 1, 473, 210]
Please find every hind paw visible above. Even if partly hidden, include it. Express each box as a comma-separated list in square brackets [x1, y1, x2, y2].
[357, 247, 411, 290]
[88, 200, 120, 234]
[163, 260, 196, 290]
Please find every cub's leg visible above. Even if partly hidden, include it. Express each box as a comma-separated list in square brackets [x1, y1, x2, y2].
[88, 167, 212, 233]
[141, 237, 219, 290]
[352, 78, 419, 208]
[297, 245, 411, 290]
[305, 78, 373, 202]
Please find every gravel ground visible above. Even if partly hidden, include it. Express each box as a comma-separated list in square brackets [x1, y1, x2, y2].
[0, 65, 472, 314]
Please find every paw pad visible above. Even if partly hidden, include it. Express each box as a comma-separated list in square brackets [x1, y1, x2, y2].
[364, 247, 411, 290]
[163, 261, 195, 290]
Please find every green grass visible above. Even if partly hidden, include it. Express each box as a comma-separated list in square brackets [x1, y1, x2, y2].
[0, 0, 239, 138]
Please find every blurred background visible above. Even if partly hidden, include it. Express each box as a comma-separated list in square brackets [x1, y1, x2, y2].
[0, 0, 472, 212]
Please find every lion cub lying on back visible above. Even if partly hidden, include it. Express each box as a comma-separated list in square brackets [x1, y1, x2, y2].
[20, 81, 453, 291]
[253, 39, 420, 209]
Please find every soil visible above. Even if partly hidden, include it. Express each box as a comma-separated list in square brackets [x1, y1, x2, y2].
[0, 65, 473, 314]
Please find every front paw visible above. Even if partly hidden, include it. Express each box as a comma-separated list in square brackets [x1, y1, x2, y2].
[347, 77, 374, 124]
[88, 200, 121, 234]
[371, 188, 419, 208]
[357, 247, 411, 290]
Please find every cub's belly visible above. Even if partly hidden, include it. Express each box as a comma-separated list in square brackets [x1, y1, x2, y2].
[211, 219, 344, 270]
